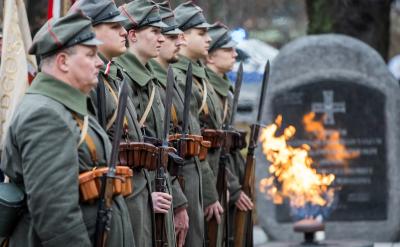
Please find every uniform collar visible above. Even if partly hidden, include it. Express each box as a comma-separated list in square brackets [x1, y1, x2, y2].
[205, 67, 231, 97]
[98, 53, 109, 74]
[98, 53, 120, 81]
[173, 55, 207, 79]
[115, 52, 154, 87]
[149, 59, 167, 87]
[27, 72, 88, 115]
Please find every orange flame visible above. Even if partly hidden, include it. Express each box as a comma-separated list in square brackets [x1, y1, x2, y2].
[259, 115, 335, 208]
[303, 112, 359, 168]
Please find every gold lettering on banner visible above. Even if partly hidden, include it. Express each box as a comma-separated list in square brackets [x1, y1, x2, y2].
[0, 1, 24, 141]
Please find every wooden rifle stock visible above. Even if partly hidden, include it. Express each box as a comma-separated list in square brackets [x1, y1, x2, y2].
[234, 124, 260, 247]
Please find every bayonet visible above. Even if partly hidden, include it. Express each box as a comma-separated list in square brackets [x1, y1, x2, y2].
[228, 61, 243, 127]
[256, 61, 270, 123]
[96, 76, 107, 130]
[95, 79, 129, 247]
[162, 66, 175, 146]
[181, 62, 193, 137]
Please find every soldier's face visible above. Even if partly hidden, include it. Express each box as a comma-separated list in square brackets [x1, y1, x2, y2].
[159, 34, 184, 63]
[66, 45, 103, 94]
[133, 26, 165, 59]
[94, 22, 127, 60]
[183, 28, 211, 59]
[207, 47, 238, 73]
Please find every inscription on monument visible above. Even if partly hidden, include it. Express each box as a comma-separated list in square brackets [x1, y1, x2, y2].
[272, 81, 387, 222]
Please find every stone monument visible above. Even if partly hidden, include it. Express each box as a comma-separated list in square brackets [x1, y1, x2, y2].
[256, 34, 400, 242]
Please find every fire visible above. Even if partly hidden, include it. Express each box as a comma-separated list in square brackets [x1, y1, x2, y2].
[259, 115, 335, 208]
[303, 112, 359, 167]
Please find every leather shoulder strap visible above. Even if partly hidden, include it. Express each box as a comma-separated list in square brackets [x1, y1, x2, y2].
[103, 78, 119, 130]
[73, 114, 98, 163]
[138, 85, 155, 127]
[194, 77, 208, 115]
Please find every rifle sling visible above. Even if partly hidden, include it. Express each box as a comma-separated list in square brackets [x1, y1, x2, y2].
[222, 98, 228, 124]
[171, 104, 179, 128]
[139, 85, 155, 127]
[194, 77, 209, 115]
[73, 114, 98, 164]
[103, 78, 119, 131]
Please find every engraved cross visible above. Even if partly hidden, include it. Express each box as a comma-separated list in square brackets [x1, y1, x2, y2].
[311, 90, 346, 125]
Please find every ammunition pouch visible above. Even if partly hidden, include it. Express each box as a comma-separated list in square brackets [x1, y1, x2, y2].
[119, 142, 159, 170]
[199, 140, 211, 161]
[79, 166, 133, 203]
[201, 129, 225, 149]
[168, 134, 211, 161]
[0, 183, 25, 238]
[168, 134, 199, 158]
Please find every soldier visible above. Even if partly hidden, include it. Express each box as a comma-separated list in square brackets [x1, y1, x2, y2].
[69, 1, 164, 247]
[172, 2, 226, 246]
[205, 22, 254, 245]
[116, 1, 187, 246]
[148, 2, 202, 246]
[0, 13, 135, 246]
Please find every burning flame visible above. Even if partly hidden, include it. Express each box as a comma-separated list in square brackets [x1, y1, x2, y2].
[303, 112, 359, 167]
[259, 115, 335, 209]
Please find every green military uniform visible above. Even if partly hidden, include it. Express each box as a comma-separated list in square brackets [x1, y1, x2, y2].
[173, 3, 224, 246]
[206, 67, 246, 245]
[172, 56, 220, 207]
[117, 1, 188, 246]
[0, 14, 134, 247]
[206, 68, 242, 201]
[116, 51, 179, 247]
[150, 3, 206, 246]
[69, 1, 155, 246]
[100, 59, 155, 247]
[207, 22, 248, 246]
[150, 57, 205, 246]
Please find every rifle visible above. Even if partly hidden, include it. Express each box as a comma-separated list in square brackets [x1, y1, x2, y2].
[234, 61, 270, 247]
[207, 62, 244, 247]
[155, 66, 175, 247]
[96, 76, 107, 130]
[94, 79, 129, 247]
[175, 63, 193, 190]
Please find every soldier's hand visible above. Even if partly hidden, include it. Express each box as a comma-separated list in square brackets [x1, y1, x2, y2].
[174, 207, 189, 247]
[204, 201, 224, 224]
[152, 192, 172, 214]
[235, 191, 254, 211]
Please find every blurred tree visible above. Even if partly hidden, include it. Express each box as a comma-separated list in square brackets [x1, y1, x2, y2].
[306, 0, 392, 61]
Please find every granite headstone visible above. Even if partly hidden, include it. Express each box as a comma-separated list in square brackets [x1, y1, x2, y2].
[256, 34, 400, 242]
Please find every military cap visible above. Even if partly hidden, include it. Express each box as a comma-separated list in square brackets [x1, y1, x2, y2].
[157, 1, 182, 35]
[119, 0, 168, 31]
[69, 0, 127, 26]
[29, 12, 102, 57]
[208, 22, 237, 53]
[174, 1, 212, 31]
